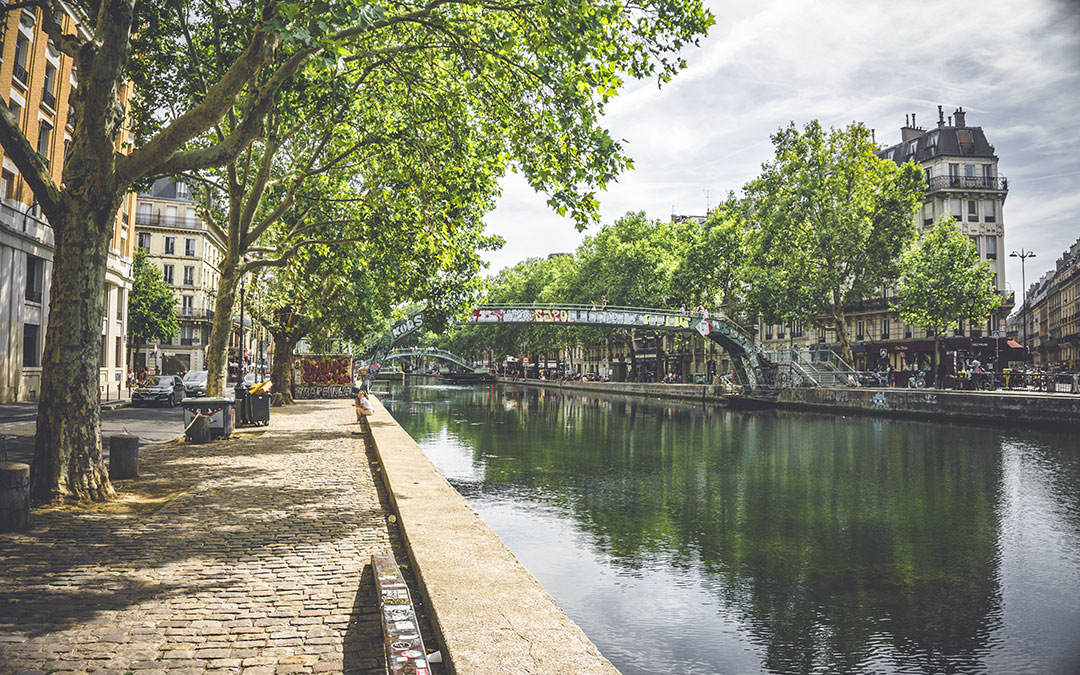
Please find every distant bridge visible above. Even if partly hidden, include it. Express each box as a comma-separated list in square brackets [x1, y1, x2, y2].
[380, 347, 485, 373]
[366, 303, 773, 390]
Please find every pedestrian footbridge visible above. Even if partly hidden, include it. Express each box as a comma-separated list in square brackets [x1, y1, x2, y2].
[366, 303, 776, 390]
[379, 347, 486, 373]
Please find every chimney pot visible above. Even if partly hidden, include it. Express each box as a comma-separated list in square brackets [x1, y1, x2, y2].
[954, 107, 966, 127]
[937, 105, 945, 128]
[905, 114, 910, 126]
[912, 112, 917, 127]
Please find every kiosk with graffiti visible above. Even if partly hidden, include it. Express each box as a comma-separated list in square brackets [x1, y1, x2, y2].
[294, 355, 354, 399]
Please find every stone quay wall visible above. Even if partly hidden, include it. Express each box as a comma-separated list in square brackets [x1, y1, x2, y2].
[494, 376, 728, 403]
[363, 395, 620, 675]
[777, 387, 1080, 429]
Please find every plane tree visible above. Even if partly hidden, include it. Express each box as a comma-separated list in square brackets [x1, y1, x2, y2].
[894, 216, 1001, 386]
[0, 0, 712, 503]
[741, 121, 925, 365]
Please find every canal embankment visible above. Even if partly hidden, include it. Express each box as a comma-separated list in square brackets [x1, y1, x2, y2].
[492, 376, 1080, 428]
[363, 394, 621, 675]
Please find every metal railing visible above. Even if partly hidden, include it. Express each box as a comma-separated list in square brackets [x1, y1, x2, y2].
[134, 212, 205, 230]
[12, 63, 28, 86]
[41, 88, 56, 110]
[927, 175, 1008, 191]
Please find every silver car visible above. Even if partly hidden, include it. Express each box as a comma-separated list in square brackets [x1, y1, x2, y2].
[132, 375, 185, 407]
[182, 370, 208, 397]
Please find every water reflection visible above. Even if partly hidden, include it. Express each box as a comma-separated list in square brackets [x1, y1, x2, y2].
[382, 383, 1080, 675]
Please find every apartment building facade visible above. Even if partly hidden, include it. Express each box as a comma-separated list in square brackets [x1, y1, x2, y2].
[1022, 238, 1080, 366]
[134, 178, 226, 375]
[756, 107, 1017, 372]
[0, 4, 137, 402]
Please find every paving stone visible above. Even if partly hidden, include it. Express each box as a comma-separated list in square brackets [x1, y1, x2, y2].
[0, 401, 396, 675]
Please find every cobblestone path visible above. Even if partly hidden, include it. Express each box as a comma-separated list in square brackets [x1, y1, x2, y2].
[0, 400, 394, 675]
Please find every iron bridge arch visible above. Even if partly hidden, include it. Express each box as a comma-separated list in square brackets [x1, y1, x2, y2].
[365, 303, 773, 390]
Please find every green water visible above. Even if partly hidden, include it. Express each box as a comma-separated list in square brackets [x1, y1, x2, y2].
[382, 382, 1080, 675]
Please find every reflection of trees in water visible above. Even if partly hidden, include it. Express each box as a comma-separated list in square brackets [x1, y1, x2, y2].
[391, 384, 1006, 673]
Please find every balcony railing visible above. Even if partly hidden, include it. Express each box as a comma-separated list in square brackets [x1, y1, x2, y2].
[41, 88, 56, 110]
[12, 63, 28, 86]
[135, 211, 204, 230]
[927, 175, 1008, 191]
[178, 308, 215, 322]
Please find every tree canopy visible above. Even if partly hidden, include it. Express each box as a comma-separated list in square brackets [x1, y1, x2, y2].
[741, 121, 925, 363]
[127, 248, 180, 352]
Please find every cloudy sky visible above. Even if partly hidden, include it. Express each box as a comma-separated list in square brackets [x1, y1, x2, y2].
[481, 0, 1080, 297]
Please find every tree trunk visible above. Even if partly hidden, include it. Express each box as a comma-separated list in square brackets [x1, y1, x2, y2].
[628, 330, 638, 380]
[205, 258, 241, 397]
[31, 208, 116, 504]
[832, 312, 854, 366]
[654, 333, 666, 382]
[271, 333, 299, 405]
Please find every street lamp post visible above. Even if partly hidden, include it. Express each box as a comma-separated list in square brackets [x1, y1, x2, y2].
[1009, 248, 1036, 356]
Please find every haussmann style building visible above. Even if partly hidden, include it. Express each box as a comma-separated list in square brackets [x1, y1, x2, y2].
[0, 4, 137, 403]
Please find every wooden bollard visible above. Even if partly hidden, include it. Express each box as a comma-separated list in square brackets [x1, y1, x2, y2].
[109, 434, 140, 479]
[0, 462, 30, 532]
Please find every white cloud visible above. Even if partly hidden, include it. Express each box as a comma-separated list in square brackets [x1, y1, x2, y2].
[481, 0, 1080, 290]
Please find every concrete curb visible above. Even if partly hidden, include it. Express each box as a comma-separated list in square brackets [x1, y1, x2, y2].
[364, 395, 620, 675]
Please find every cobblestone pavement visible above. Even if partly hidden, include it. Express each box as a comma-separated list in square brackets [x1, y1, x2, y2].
[0, 400, 395, 675]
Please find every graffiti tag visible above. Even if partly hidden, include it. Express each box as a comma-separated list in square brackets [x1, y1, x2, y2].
[301, 356, 352, 385]
[391, 313, 424, 340]
[295, 385, 353, 399]
[534, 309, 570, 322]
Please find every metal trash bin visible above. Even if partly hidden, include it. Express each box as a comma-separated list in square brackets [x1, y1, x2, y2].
[246, 394, 270, 426]
[183, 397, 235, 440]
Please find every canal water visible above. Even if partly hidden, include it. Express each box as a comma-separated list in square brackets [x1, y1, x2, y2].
[380, 382, 1080, 675]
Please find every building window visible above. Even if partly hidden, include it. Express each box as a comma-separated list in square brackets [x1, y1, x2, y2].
[881, 319, 890, 341]
[101, 333, 107, 367]
[985, 235, 997, 260]
[176, 182, 189, 199]
[984, 200, 996, 223]
[137, 202, 151, 223]
[42, 63, 57, 109]
[1, 169, 15, 203]
[180, 325, 193, 345]
[185, 237, 196, 256]
[13, 34, 30, 85]
[905, 323, 913, 339]
[950, 198, 962, 220]
[989, 314, 1000, 332]
[777, 323, 785, 339]
[116, 289, 124, 320]
[792, 322, 804, 338]
[138, 232, 151, 249]
[955, 320, 964, 337]
[948, 163, 960, 186]
[967, 200, 978, 222]
[965, 163, 976, 178]
[765, 324, 773, 339]
[163, 264, 174, 284]
[25, 254, 44, 303]
[970, 236, 980, 256]
[183, 266, 194, 286]
[164, 235, 175, 255]
[115, 336, 123, 372]
[818, 329, 826, 344]
[181, 295, 193, 317]
[22, 323, 39, 367]
[856, 320, 864, 340]
[37, 121, 53, 164]
[166, 205, 177, 223]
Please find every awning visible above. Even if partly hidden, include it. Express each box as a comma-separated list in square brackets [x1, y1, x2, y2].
[1006, 339, 1023, 349]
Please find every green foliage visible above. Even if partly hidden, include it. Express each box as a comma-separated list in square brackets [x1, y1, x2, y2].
[894, 216, 1001, 337]
[742, 121, 925, 358]
[127, 248, 179, 348]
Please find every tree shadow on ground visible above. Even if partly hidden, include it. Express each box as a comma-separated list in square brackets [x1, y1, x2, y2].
[0, 403, 394, 638]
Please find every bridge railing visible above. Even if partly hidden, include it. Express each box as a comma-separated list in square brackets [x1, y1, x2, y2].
[474, 303, 761, 346]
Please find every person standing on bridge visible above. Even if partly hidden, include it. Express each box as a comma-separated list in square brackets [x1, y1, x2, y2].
[600, 295, 608, 309]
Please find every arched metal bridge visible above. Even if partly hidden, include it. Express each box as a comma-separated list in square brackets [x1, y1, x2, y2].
[366, 303, 773, 390]
[380, 347, 486, 373]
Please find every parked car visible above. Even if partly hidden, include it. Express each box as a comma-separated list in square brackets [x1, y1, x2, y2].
[133, 375, 185, 407]
[182, 370, 208, 397]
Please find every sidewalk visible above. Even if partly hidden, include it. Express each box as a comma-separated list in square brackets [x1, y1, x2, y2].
[0, 399, 398, 675]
